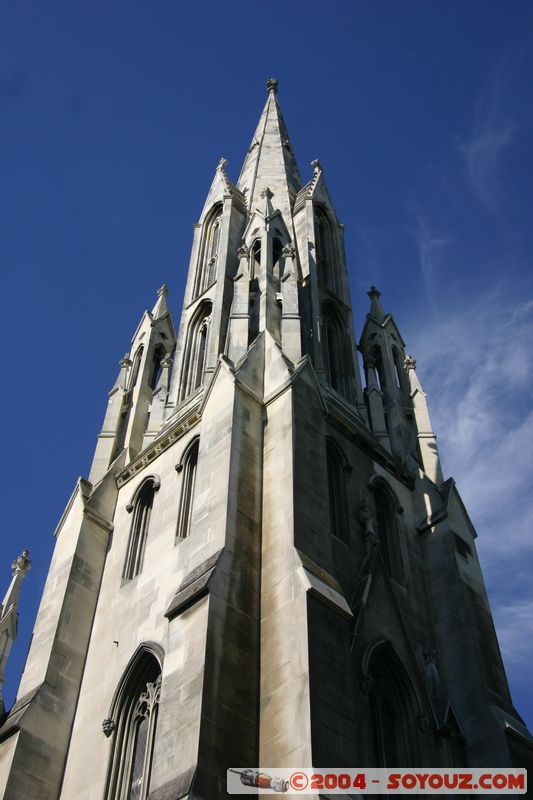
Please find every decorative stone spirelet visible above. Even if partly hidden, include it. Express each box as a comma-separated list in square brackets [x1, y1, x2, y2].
[11, 549, 31, 575]
[266, 78, 279, 94]
[404, 353, 417, 370]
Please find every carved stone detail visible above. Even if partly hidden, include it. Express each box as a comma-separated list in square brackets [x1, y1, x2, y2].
[102, 718, 115, 737]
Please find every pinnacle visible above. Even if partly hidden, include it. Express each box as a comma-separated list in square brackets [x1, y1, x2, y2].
[367, 285, 386, 322]
[152, 284, 170, 319]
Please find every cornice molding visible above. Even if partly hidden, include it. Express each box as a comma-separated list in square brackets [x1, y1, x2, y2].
[116, 409, 201, 488]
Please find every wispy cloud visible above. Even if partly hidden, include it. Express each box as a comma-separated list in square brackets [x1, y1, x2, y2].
[407, 214, 451, 296]
[494, 598, 533, 667]
[457, 62, 516, 212]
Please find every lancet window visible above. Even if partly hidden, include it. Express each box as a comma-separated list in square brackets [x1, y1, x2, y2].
[367, 642, 419, 767]
[149, 345, 166, 390]
[374, 482, 404, 584]
[194, 205, 222, 297]
[322, 303, 352, 402]
[123, 478, 159, 580]
[315, 205, 336, 291]
[129, 346, 144, 390]
[392, 346, 405, 392]
[104, 648, 162, 800]
[176, 438, 199, 540]
[179, 301, 212, 401]
[326, 438, 350, 543]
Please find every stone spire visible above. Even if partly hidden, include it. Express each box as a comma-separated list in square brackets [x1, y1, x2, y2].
[367, 285, 386, 322]
[0, 550, 31, 713]
[237, 79, 302, 220]
[152, 284, 170, 320]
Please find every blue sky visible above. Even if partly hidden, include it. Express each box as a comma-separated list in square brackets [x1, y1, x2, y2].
[1, 1, 532, 733]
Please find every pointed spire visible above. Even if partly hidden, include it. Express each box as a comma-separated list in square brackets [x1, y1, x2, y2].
[367, 286, 386, 322]
[152, 284, 169, 319]
[237, 79, 302, 219]
[1, 549, 31, 712]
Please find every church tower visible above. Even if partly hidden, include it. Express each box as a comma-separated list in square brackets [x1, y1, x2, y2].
[0, 80, 531, 800]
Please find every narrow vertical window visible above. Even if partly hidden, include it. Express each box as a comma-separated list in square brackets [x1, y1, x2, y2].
[250, 238, 261, 280]
[370, 345, 386, 391]
[179, 302, 212, 401]
[322, 303, 353, 402]
[123, 479, 158, 579]
[374, 484, 404, 583]
[367, 642, 419, 767]
[129, 346, 144, 390]
[149, 345, 165, 390]
[326, 438, 349, 543]
[315, 205, 336, 291]
[104, 648, 162, 800]
[194, 322, 208, 391]
[176, 438, 199, 539]
[195, 205, 222, 297]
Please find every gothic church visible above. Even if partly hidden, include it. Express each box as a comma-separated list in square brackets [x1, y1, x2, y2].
[0, 79, 531, 799]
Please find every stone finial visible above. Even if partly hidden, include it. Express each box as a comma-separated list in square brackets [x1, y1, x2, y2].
[404, 353, 417, 370]
[157, 284, 169, 298]
[367, 285, 381, 300]
[266, 78, 279, 94]
[119, 354, 132, 369]
[311, 159, 321, 173]
[217, 157, 228, 172]
[160, 353, 173, 369]
[261, 187, 274, 200]
[11, 549, 31, 576]
[102, 718, 115, 737]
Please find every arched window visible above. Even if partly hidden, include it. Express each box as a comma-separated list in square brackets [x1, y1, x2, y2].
[392, 346, 405, 392]
[129, 346, 144, 390]
[369, 345, 386, 392]
[179, 302, 212, 401]
[250, 238, 261, 280]
[176, 438, 199, 540]
[314, 205, 336, 290]
[322, 303, 353, 402]
[326, 438, 350, 542]
[149, 345, 165, 390]
[195, 205, 222, 297]
[104, 646, 162, 800]
[365, 641, 419, 767]
[123, 478, 159, 579]
[374, 482, 404, 584]
[272, 237, 283, 290]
